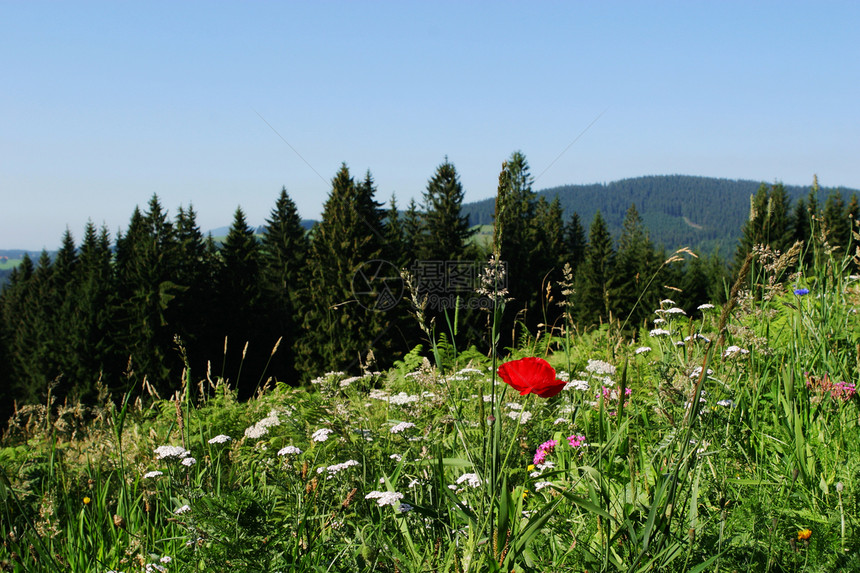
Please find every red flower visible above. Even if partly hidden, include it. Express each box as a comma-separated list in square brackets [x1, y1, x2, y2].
[498, 357, 567, 398]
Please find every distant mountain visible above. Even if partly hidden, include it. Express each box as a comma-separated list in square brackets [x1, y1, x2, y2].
[206, 220, 317, 241]
[463, 175, 859, 255]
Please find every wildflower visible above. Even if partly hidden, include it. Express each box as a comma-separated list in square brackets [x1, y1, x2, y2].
[175, 505, 191, 514]
[794, 288, 810, 296]
[390, 421, 416, 434]
[311, 428, 334, 442]
[563, 379, 590, 391]
[697, 303, 715, 310]
[243, 424, 269, 439]
[83, 496, 91, 505]
[635, 346, 651, 355]
[653, 317, 666, 324]
[650, 328, 670, 337]
[538, 439, 558, 454]
[181, 457, 196, 467]
[399, 503, 414, 513]
[456, 472, 482, 488]
[322, 459, 360, 476]
[208, 434, 232, 444]
[506, 410, 533, 424]
[660, 298, 676, 306]
[365, 490, 405, 507]
[722, 345, 749, 358]
[159, 556, 172, 564]
[716, 399, 735, 407]
[278, 445, 302, 456]
[154, 445, 189, 460]
[388, 392, 420, 406]
[143, 470, 164, 479]
[534, 481, 554, 491]
[684, 334, 711, 343]
[567, 434, 587, 448]
[553, 417, 567, 425]
[586, 359, 616, 375]
[664, 307, 687, 315]
[797, 528, 812, 540]
[498, 357, 567, 398]
[533, 449, 547, 466]
[389, 453, 402, 462]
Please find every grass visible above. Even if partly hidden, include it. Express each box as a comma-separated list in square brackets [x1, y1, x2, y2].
[0, 259, 23, 271]
[1, 240, 859, 572]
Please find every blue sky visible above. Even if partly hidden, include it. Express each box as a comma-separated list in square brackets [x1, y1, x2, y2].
[3, 1, 859, 250]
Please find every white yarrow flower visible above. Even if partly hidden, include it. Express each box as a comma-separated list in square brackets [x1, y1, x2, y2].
[154, 445, 189, 460]
[697, 303, 715, 310]
[650, 328, 671, 337]
[311, 428, 334, 442]
[181, 457, 196, 467]
[278, 445, 302, 456]
[586, 359, 616, 375]
[143, 470, 164, 479]
[208, 434, 232, 444]
[456, 472, 482, 488]
[174, 504, 191, 514]
[390, 421, 416, 434]
[635, 346, 652, 355]
[365, 490, 405, 507]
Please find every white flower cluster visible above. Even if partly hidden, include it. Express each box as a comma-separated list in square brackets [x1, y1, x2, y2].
[364, 490, 404, 508]
[723, 345, 750, 358]
[534, 481, 554, 491]
[244, 411, 281, 439]
[563, 379, 590, 392]
[456, 472, 482, 488]
[311, 428, 334, 442]
[690, 366, 714, 379]
[317, 459, 359, 478]
[143, 470, 164, 479]
[174, 504, 191, 514]
[207, 434, 232, 444]
[278, 445, 302, 456]
[650, 328, 671, 337]
[388, 392, 421, 406]
[506, 410, 533, 424]
[154, 445, 190, 460]
[635, 346, 652, 355]
[180, 457, 196, 467]
[698, 303, 715, 310]
[390, 421, 416, 434]
[586, 359, 616, 375]
[365, 490, 405, 507]
[505, 402, 523, 411]
[684, 334, 711, 343]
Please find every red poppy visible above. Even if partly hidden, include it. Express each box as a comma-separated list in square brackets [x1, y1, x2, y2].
[498, 357, 567, 398]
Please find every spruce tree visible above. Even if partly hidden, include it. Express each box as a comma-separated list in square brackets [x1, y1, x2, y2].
[418, 158, 475, 262]
[295, 164, 393, 379]
[493, 151, 539, 334]
[575, 211, 615, 328]
[217, 207, 267, 395]
[611, 204, 658, 331]
[260, 188, 310, 384]
[823, 191, 850, 252]
[564, 212, 587, 277]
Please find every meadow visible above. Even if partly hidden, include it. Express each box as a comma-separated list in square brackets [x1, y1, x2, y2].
[1, 242, 859, 572]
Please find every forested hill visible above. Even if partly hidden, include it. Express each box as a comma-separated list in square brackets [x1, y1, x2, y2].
[463, 175, 859, 255]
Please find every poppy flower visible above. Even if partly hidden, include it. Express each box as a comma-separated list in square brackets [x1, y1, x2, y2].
[498, 357, 567, 398]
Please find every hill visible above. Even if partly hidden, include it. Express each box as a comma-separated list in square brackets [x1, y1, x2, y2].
[462, 175, 859, 255]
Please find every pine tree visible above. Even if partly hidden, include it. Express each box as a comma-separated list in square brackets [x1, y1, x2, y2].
[823, 191, 850, 252]
[67, 222, 116, 399]
[611, 204, 658, 331]
[401, 198, 422, 265]
[295, 164, 393, 378]
[575, 211, 615, 328]
[217, 207, 267, 395]
[493, 151, 539, 327]
[384, 194, 407, 267]
[564, 212, 587, 277]
[260, 188, 310, 384]
[113, 196, 182, 395]
[418, 158, 476, 262]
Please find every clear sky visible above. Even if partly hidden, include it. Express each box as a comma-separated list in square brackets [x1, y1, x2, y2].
[3, 1, 859, 250]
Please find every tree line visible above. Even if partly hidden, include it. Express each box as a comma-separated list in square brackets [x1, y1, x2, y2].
[1, 155, 857, 422]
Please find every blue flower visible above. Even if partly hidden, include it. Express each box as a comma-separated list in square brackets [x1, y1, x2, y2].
[794, 288, 810, 296]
